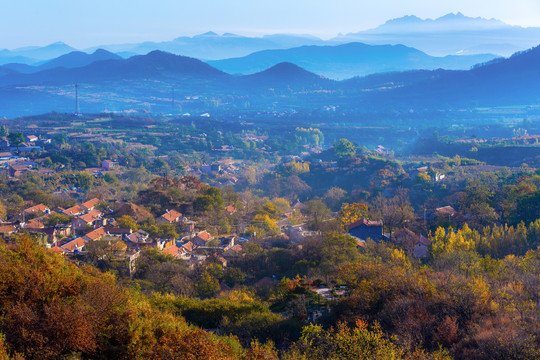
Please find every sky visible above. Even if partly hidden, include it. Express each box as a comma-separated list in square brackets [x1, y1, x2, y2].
[1, 0, 540, 49]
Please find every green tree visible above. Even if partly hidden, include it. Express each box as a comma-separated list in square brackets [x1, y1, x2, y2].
[195, 271, 220, 299]
[0, 125, 8, 139]
[76, 171, 95, 190]
[334, 138, 356, 159]
[7, 132, 24, 146]
[323, 187, 347, 211]
[117, 215, 138, 232]
[304, 200, 331, 230]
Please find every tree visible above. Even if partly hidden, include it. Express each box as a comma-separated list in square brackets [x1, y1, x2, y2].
[195, 271, 220, 299]
[338, 203, 369, 229]
[0, 125, 8, 140]
[373, 190, 414, 238]
[284, 321, 408, 360]
[116, 215, 138, 232]
[7, 132, 24, 146]
[223, 267, 245, 287]
[304, 200, 331, 230]
[334, 138, 356, 159]
[246, 214, 279, 238]
[323, 187, 347, 211]
[45, 213, 70, 227]
[76, 171, 94, 190]
[0, 201, 6, 221]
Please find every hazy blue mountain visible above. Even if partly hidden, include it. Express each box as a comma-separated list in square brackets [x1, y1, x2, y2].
[1, 46, 540, 117]
[0, 50, 230, 87]
[2, 49, 122, 74]
[238, 62, 335, 91]
[336, 13, 540, 56]
[0, 66, 18, 77]
[0, 42, 77, 65]
[209, 42, 496, 79]
[0, 55, 38, 66]
[399, 45, 540, 106]
[85, 32, 328, 60]
[37, 49, 122, 70]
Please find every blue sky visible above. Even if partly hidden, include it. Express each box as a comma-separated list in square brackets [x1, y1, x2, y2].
[1, 0, 540, 49]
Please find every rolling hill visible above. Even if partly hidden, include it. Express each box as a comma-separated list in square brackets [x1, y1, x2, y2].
[1, 45, 540, 117]
[209, 42, 495, 79]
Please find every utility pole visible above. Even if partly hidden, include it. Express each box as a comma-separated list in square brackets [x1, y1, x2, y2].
[171, 87, 175, 115]
[75, 84, 80, 115]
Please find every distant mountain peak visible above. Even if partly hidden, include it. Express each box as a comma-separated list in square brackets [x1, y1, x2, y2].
[197, 31, 219, 37]
[365, 12, 510, 34]
[437, 12, 466, 20]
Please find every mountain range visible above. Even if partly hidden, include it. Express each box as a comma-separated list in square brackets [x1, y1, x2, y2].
[1, 44, 540, 117]
[208, 42, 495, 79]
[337, 12, 540, 56]
[2, 12, 540, 67]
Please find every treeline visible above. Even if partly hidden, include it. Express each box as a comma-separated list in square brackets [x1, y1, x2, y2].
[0, 238, 457, 360]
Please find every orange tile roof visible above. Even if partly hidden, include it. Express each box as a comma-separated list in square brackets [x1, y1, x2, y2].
[196, 231, 212, 241]
[0, 225, 16, 234]
[347, 218, 383, 230]
[82, 198, 100, 210]
[87, 209, 102, 217]
[77, 213, 100, 224]
[229, 244, 243, 253]
[225, 205, 237, 214]
[160, 209, 182, 222]
[62, 237, 87, 252]
[25, 219, 44, 229]
[24, 204, 50, 214]
[181, 241, 196, 252]
[50, 246, 66, 255]
[163, 245, 185, 258]
[63, 205, 85, 216]
[84, 227, 107, 241]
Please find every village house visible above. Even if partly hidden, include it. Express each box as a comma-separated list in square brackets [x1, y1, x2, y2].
[392, 228, 432, 258]
[101, 159, 119, 171]
[192, 230, 213, 247]
[63, 205, 86, 217]
[61, 237, 87, 253]
[127, 229, 150, 244]
[157, 209, 184, 224]
[83, 227, 107, 242]
[82, 198, 100, 211]
[162, 244, 189, 260]
[225, 205, 237, 215]
[23, 204, 50, 217]
[347, 218, 385, 242]
[72, 212, 102, 229]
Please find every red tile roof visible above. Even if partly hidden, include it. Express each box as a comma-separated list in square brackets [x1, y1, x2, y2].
[181, 241, 196, 252]
[347, 218, 383, 230]
[163, 245, 185, 258]
[23, 204, 50, 214]
[160, 209, 183, 223]
[195, 231, 212, 241]
[0, 225, 16, 234]
[63, 205, 85, 216]
[84, 227, 107, 241]
[50, 246, 66, 255]
[62, 237, 87, 252]
[82, 198, 100, 210]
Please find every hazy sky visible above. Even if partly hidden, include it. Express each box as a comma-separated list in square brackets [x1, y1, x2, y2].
[2, 0, 540, 49]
